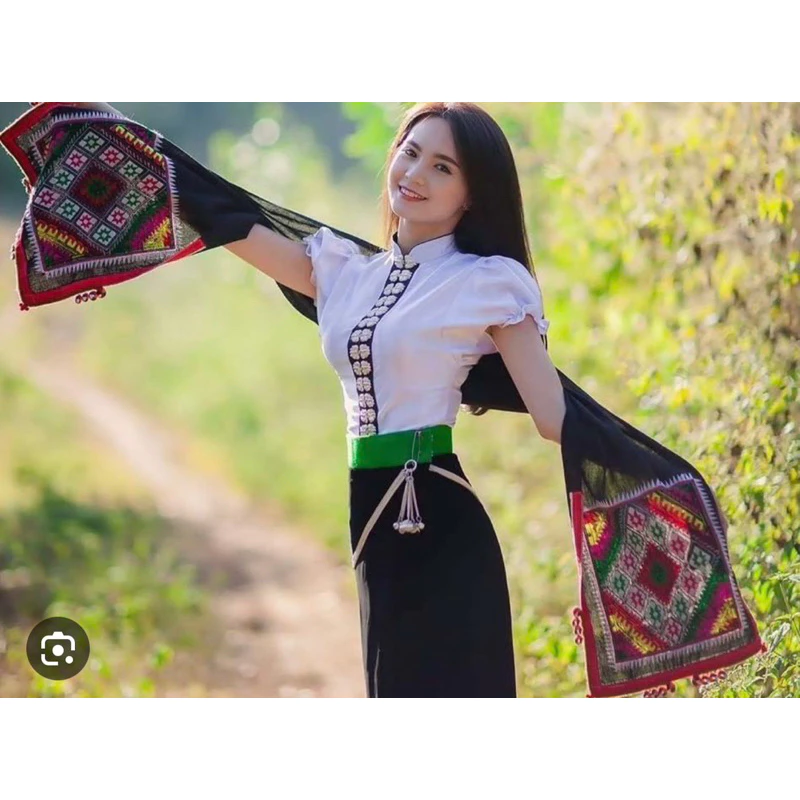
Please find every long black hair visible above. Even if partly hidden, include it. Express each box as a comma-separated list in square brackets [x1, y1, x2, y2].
[379, 102, 546, 415]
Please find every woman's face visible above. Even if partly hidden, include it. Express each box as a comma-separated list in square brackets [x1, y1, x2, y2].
[387, 116, 470, 228]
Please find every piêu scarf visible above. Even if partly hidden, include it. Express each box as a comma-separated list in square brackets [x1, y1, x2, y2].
[0, 102, 766, 697]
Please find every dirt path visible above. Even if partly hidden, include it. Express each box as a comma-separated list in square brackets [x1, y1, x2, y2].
[1, 303, 365, 697]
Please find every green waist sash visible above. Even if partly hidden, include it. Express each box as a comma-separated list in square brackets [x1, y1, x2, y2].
[347, 425, 454, 469]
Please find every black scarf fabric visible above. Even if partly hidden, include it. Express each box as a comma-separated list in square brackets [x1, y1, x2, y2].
[1, 102, 765, 697]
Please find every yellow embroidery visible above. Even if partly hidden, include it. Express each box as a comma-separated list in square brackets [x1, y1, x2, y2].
[650, 492, 705, 530]
[142, 218, 172, 251]
[609, 613, 658, 655]
[710, 598, 739, 635]
[585, 513, 606, 547]
[36, 221, 87, 256]
[111, 124, 165, 165]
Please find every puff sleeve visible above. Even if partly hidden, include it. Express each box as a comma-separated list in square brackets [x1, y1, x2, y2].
[302, 226, 362, 315]
[473, 255, 550, 337]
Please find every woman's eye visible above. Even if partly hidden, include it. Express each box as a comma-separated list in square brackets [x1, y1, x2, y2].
[401, 148, 450, 174]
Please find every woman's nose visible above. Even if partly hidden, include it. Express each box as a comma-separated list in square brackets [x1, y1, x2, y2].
[405, 169, 426, 190]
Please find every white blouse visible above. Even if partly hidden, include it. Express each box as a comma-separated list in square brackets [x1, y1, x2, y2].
[303, 226, 550, 438]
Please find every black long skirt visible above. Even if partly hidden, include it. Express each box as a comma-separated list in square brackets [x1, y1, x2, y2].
[349, 451, 517, 698]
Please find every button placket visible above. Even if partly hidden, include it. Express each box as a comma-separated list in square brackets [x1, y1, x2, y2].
[348, 252, 421, 436]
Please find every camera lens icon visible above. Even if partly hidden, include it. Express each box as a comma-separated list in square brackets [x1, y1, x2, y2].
[27, 617, 90, 680]
[41, 631, 76, 666]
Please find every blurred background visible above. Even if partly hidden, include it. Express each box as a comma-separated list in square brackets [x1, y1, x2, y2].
[0, 102, 797, 697]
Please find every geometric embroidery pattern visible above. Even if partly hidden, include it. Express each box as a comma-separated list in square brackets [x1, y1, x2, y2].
[573, 474, 763, 695]
[0, 103, 203, 308]
[30, 122, 173, 265]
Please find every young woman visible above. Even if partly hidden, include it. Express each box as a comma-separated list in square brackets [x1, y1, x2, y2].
[222, 102, 566, 697]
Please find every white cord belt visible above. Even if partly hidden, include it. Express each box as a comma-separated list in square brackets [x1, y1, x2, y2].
[351, 462, 479, 568]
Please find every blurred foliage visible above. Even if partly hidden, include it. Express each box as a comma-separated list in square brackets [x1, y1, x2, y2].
[0, 363, 209, 697]
[542, 102, 799, 697]
[341, 102, 406, 178]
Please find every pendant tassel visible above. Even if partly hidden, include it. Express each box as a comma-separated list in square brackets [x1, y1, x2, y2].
[393, 458, 425, 535]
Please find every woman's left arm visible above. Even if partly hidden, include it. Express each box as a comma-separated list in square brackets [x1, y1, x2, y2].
[488, 316, 566, 444]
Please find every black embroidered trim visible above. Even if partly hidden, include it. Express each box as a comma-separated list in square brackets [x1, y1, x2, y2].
[348, 254, 421, 436]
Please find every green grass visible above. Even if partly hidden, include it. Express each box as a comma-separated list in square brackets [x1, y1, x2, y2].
[0, 342, 209, 697]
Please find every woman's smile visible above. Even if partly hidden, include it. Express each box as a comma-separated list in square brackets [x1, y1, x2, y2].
[399, 185, 427, 201]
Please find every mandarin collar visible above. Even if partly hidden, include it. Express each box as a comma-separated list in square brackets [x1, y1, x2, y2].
[390, 231, 458, 265]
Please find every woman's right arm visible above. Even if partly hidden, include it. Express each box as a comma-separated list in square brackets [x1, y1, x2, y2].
[225, 224, 316, 300]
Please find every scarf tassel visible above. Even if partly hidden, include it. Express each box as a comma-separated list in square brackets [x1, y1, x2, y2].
[572, 606, 584, 645]
[643, 682, 677, 698]
[691, 668, 728, 688]
[74, 286, 107, 305]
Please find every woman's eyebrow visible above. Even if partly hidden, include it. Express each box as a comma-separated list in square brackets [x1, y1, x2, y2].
[406, 138, 460, 168]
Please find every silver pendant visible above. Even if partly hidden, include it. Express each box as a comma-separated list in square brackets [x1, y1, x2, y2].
[393, 458, 425, 535]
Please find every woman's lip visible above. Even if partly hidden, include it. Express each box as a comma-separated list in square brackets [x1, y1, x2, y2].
[399, 186, 426, 200]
